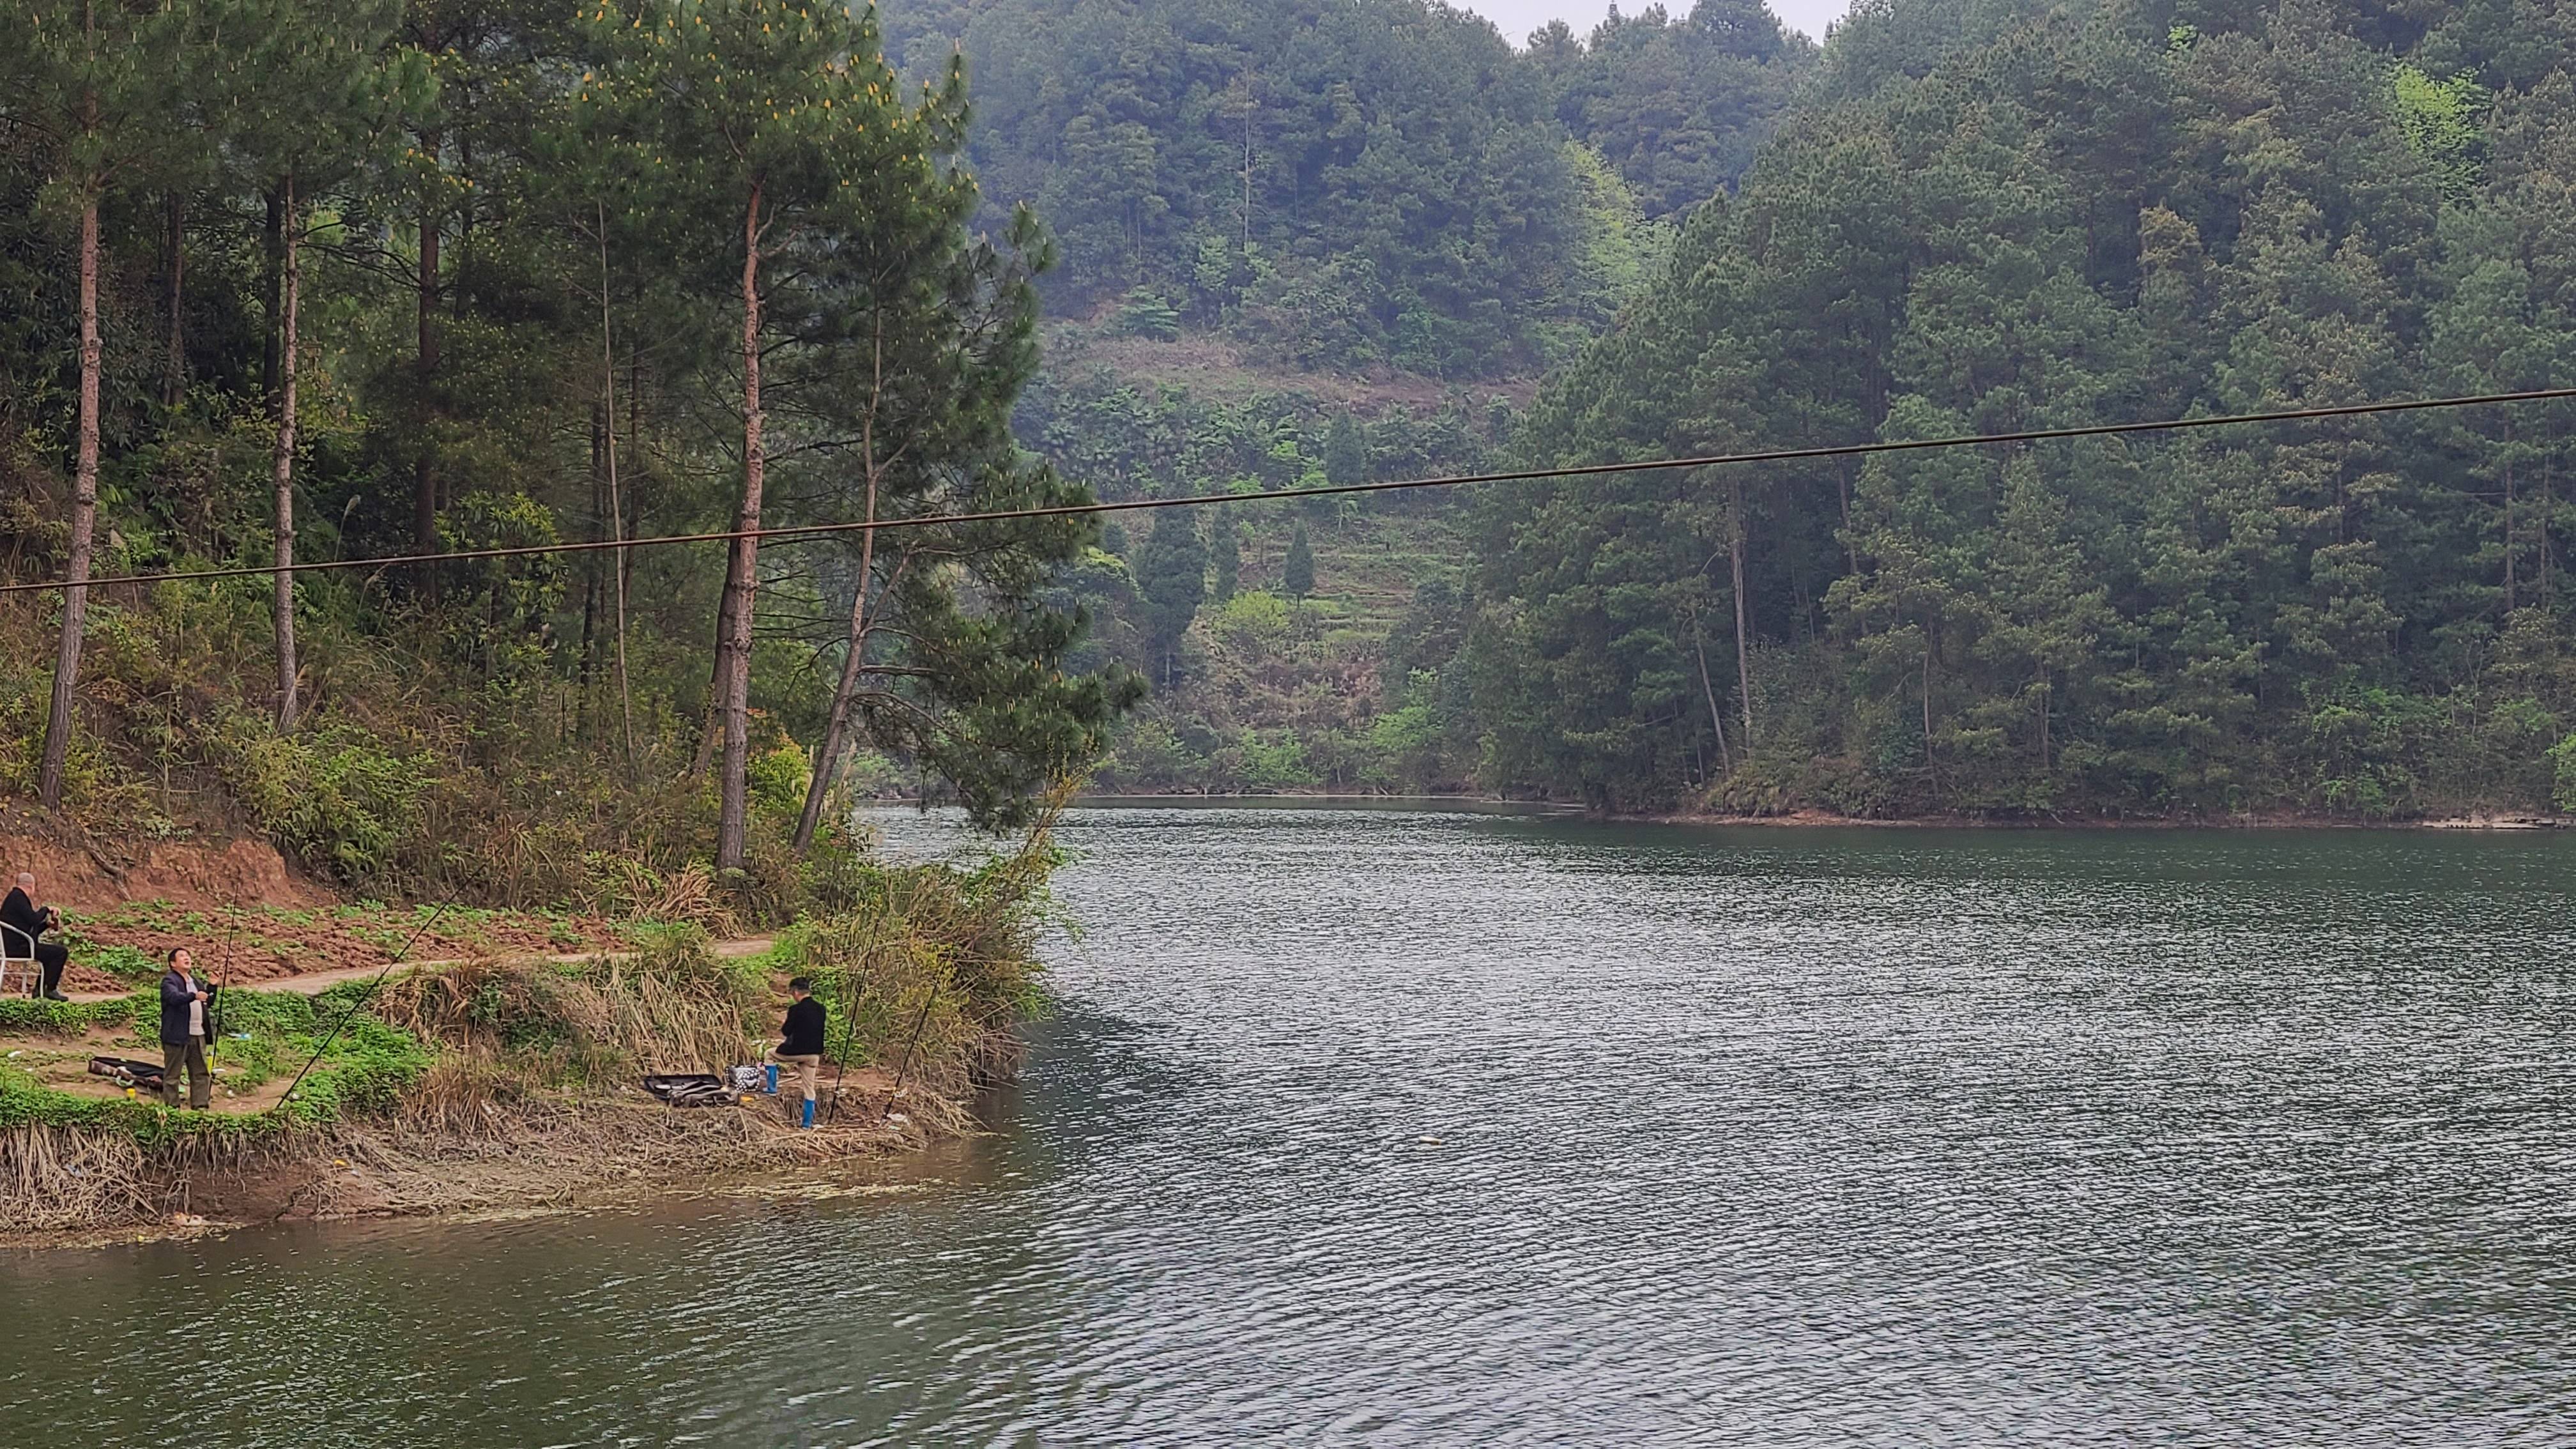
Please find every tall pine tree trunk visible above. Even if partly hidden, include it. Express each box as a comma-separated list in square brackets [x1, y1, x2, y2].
[161, 194, 185, 408]
[415, 145, 441, 590]
[1729, 477, 1755, 747]
[261, 190, 282, 406]
[598, 201, 634, 769]
[38, 199, 103, 810]
[1690, 608, 1734, 776]
[715, 183, 767, 873]
[272, 177, 303, 732]
[794, 464, 882, 853]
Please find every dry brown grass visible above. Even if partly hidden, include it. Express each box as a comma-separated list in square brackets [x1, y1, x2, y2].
[372, 933, 765, 1109]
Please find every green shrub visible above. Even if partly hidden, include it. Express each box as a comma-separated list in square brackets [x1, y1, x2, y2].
[213, 715, 427, 884]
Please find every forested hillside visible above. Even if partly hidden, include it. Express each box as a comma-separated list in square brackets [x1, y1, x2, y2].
[871, 0, 1810, 794]
[12, 0, 2560, 851]
[881, 0, 1809, 375]
[1455, 0, 2576, 816]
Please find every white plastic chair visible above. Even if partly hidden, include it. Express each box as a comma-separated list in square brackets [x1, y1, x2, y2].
[0, 921, 34, 999]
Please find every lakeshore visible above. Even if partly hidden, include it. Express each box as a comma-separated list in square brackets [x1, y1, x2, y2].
[0, 820, 1057, 1246]
[1072, 790, 2576, 831]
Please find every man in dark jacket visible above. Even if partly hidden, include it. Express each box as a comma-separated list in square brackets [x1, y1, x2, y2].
[1, 871, 69, 1001]
[158, 947, 216, 1110]
[773, 976, 827, 1129]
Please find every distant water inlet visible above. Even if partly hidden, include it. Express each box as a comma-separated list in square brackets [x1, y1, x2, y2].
[4, 808, 2573, 1445]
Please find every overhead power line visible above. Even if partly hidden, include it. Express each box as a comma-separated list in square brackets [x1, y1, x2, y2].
[6, 383, 2575, 599]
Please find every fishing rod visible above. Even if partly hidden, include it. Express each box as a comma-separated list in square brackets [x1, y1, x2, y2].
[206, 924, 237, 1059]
[877, 976, 944, 1126]
[821, 973, 865, 1126]
[276, 900, 452, 1106]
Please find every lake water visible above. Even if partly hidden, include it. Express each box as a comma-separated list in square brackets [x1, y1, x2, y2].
[4, 807, 2575, 1445]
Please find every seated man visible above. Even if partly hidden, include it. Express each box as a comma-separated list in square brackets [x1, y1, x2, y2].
[1, 871, 69, 1001]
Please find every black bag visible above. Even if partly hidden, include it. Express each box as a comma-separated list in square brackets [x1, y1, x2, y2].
[641, 1072, 735, 1108]
[87, 1056, 167, 1091]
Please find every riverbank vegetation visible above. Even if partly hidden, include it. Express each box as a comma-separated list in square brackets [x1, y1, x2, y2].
[0, 816, 1064, 1235]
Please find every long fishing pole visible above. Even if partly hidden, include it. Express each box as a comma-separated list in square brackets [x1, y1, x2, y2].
[878, 979, 943, 1126]
[206, 924, 237, 1060]
[821, 973, 865, 1126]
[277, 900, 452, 1105]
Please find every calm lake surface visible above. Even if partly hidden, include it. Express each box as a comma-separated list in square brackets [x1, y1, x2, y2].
[5, 807, 2575, 1445]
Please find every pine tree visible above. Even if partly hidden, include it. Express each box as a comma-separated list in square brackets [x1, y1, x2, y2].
[1282, 521, 1315, 599]
[212, 0, 422, 732]
[0, 0, 193, 808]
[585, 0, 918, 873]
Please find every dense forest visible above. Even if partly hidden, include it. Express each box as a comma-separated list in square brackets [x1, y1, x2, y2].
[1068, 0, 2576, 820]
[9, 0, 2576, 874]
[1467, 0, 2576, 816]
[880, 0, 1809, 374]
[0, 0, 1133, 906]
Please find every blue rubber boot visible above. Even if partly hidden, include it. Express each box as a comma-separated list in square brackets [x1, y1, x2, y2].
[800, 1098, 816, 1130]
[763, 1063, 779, 1095]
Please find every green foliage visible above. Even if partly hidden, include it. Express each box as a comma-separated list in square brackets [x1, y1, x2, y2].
[1323, 414, 1368, 489]
[2548, 733, 2576, 814]
[1114, 288, 1183, 341]
[2391, 63, 2485, 201]
[747, 742, 812, 820]
[86, 944, 162, 985]
[785, 819, 1064, 1108]
[1209, 521, 1241, 604]
[880, 0, 1805, 376]
[214, 716, 426, 885]
[0, 0, 1134, 885]
[1134, 509, 1208, 686]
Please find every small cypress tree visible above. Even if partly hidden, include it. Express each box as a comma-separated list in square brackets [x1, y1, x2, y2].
[1322, 411, 1367, 486]
[1135, 509, 1208, 686]
[1211, 521, 1240, 603]
[1283, 521, 1315, 599]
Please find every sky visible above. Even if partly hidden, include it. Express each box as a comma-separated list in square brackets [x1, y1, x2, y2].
[1462, 0, 1852, 45]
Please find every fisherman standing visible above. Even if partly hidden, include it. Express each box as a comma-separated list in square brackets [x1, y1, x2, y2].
[773, 976, 827, 1129]
[1, 871, 70, 1001]
[158, 947, 217, 1110]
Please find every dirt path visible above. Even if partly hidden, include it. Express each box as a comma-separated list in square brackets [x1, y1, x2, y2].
[57, 937, 779, 1004]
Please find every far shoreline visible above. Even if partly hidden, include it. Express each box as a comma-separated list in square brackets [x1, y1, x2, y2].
[1037, 792, 2576, 832]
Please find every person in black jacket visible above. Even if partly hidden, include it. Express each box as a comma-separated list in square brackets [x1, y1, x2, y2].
[158, 947, 216, 1109]
[1, 871, 70, 1001]
[773, 976, 827, 1129]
